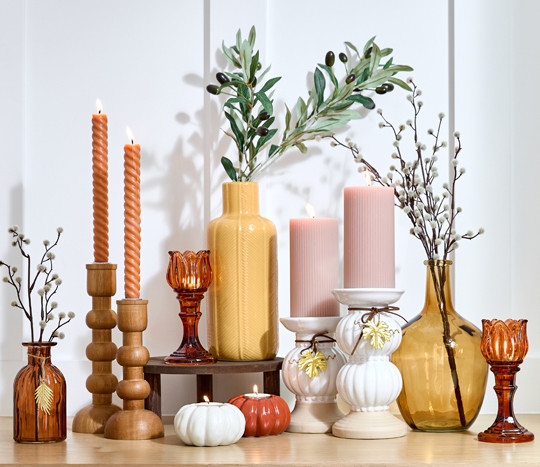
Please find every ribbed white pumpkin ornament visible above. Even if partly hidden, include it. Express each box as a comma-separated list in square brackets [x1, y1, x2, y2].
[174, 400, 245, 447]
[332, 288, 408, 439]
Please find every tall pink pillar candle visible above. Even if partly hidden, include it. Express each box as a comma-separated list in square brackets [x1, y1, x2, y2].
[290, 216, 339, 317]
[123, 128, 141, 299]
[344, 186, 395, 288]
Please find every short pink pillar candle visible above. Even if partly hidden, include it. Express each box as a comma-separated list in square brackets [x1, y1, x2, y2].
[344, 186, 395, 288]
[290, 206, 339, 317]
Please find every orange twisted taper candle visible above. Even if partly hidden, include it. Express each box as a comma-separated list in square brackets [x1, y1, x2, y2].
[92, 100, 109, 263]
[123, 128, 141, 299]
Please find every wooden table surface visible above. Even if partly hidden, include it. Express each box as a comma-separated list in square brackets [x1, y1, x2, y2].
[1, 415, 539, 466]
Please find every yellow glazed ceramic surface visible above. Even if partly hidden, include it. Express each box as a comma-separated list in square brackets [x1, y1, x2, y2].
[207, 182, 278, 360]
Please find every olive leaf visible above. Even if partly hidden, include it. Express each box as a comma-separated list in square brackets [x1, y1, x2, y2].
[221, 157, 237, 181]
[314, 67, 326, 107]
[347, 94, 375, 109]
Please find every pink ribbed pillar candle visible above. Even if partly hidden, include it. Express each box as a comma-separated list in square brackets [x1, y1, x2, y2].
[290, 217, 339, 317]
[344, 186, 395, 288]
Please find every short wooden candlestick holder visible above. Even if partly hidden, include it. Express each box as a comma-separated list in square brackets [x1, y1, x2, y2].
[72, 263, 121, 434]
[104, 299, 164, 440]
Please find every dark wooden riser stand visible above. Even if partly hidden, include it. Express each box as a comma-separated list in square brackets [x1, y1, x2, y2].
[143, 357, 284, 418]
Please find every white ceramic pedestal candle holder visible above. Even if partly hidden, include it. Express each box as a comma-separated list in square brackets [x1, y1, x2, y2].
[281, 317, 347, 433]
[331, 288, 408, 439]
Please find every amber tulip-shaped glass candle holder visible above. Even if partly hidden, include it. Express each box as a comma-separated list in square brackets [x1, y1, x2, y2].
[478, 319, 534, 443]
[165, 250, 216, 365]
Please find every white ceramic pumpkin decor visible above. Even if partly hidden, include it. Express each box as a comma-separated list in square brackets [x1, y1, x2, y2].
[174, 401, 245, 447]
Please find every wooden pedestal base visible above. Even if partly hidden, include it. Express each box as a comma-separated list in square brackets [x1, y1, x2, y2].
[104, 409, 163, 441]
[287, 401, 344, 433]
[332, 410, 408, 439]
[104, 299, 164, 440]
[73, 263, 121, 434]
[72, 403, 121, 434]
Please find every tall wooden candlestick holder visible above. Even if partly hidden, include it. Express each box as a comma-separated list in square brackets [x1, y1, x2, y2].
[104, 298, 164, 439]
[72, 263, 121, 434]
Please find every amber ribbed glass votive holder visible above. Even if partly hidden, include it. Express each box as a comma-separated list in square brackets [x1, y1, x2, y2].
[165, 250, 216, 365]
[478, 319, 533, 443]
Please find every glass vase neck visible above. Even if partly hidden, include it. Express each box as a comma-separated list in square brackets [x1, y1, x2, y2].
[222, 182, 259, 215]
[22, 342, 56, 364]
[423, 260, 455, 313]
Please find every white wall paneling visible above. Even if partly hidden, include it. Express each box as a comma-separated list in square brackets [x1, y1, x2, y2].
[0, 0, 537, 416]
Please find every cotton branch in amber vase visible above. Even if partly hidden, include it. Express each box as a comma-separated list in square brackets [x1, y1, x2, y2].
[0, 226, 75, 342]
[331, 79, 484, 260]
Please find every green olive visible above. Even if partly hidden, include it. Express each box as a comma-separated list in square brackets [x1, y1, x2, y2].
[258, 111, 270, 121]
[375, 86, 387, 95]
[339, 52, 348, 63]
[250, 77, 257, 87]
[206, 84, 220, 95]
[325, 51, 335, 67]
[382, 83, 394, 92]
[256, 127, 269, 137]
[216, 72, 229, 84]
[345, 74, 356, 84]
[257, 62, 262, 70]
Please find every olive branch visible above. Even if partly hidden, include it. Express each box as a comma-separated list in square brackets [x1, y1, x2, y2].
[206, 26, 413, 181]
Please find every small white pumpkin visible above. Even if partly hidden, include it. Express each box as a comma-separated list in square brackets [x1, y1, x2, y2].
[174, 402, 245, 447]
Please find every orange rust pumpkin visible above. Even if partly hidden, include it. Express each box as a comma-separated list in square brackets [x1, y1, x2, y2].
[228, 394, 291, 437]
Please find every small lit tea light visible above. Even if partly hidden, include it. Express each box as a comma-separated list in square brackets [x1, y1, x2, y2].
[244, 384, 271, 399]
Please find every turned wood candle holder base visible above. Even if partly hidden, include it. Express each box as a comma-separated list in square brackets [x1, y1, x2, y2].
[72, 263, 121, 434]
[104, 299, 163, 440]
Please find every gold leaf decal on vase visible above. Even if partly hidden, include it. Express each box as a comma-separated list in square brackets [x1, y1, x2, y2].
[298, 349, 328, 378]
[363, 319, 392, 350]
[35, 380, 53, 415]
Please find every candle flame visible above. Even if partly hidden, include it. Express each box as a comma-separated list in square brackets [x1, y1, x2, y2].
[364, 169, 373, 187]
[203, 395, 210, 403]
[253, 384, 259, 395]
[126, 126, 134, 144]
[96, 99, 103, 114]
[305, 203, 316, 218]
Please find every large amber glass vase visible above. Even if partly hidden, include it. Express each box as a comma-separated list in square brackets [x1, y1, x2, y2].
[392, 260, 488, 431]
[13, 342, 66, 443]
[207, 182, 278, 360]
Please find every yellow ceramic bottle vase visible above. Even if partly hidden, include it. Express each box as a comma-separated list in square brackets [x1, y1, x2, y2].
[207, 182, 278, 360]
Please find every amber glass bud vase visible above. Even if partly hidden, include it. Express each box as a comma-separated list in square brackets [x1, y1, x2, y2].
[13, 342, 66, 443]
[165, 250, 216, 364]
[392, 260, 488, 431]
[478, 319, 534, 443]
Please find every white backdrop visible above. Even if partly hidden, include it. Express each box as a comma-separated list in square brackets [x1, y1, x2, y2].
[0, 0, 537, 416]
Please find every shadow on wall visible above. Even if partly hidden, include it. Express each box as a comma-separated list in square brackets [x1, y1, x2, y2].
[138, 66, 233, 413]
[0, 184, 24, 412]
